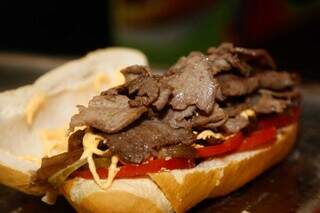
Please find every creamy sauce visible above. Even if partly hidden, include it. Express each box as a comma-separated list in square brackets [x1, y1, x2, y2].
[197, 130, 224, 140]
[80, 132, 119, 189]
[240, 109, 256, 120]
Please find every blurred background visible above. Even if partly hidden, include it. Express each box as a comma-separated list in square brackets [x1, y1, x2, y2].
[0, 0, 320, 90]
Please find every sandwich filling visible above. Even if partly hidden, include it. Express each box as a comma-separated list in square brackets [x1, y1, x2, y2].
[33, 43, 300, 191]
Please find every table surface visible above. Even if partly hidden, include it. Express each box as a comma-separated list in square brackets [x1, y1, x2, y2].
[0, 68, 319, 213]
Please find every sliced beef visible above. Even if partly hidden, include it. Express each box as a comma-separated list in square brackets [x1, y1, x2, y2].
[223, 102, 250, 117]
[191, 104, 227, 129]
[70, 95, 147, 133]
[207, 43, 276, 76]
[68, 129, 85, 151]
[121, 65, 152, 82]
[233, 46, 276, 70]
[216, 70, 296, 98]
[152, 84, 172, 111]
[257, 71, 295, 90]
[217, 74, 259, 97]
[220, 114, 249, 133]
[208, 46, 252, 76]
[259, 88, 300, 100]
[128, 76, 160, 107]
[163, 105, 196, 129]
[102, 119, 196, 164]
[248, 93, 288, 114]
[164, 52, 219, 113]
[158, 144, 196, 159]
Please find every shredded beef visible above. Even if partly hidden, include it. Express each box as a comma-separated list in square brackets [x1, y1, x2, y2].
[70, 95, 147, 133]
[102, 119, 196, 164]
[163, 106, 196, 129]
[191, 104, 227, 129]
[220, 114, 249, 133]
[248, 93, 288, 114]
[158, 144, 196, 159]
[152, 84, 172, 111]
[217, 74, 259, 97]
[128, 76, 160, 107]
[68, 129, 85, 151]
[207, 43, 276, 76]
[259, 88, 300, 100]
[67, 43, 299, 163]
[223, 102, 250, 117]
[257, 71, 295, 90]
[121, 65, 152, 82]
[163, 52, 219, 113]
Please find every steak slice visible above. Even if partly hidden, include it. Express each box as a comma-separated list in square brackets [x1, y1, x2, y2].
[217, 74, 259, 97]
[103, 119, 196, 164]
[207, 43, 276, 76]
[164, 52, 219, 113]
[257, 71, 295, 90]
[70, 95, 147, 133]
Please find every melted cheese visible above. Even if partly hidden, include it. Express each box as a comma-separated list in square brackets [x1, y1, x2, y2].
[40, 127, 68, 157]
[26, 92, 47, 125]
[103, 156, 120, 189]
[80, 132, 118, 189]
[196, 130, 224, 140]
[240, 109, 255, 120]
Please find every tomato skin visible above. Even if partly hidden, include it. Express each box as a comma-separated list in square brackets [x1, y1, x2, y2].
[237, 126, 277, 151]
[196, 132, 244, 158]
[72, 158, 194, 179]
[258, 107, 300, 129]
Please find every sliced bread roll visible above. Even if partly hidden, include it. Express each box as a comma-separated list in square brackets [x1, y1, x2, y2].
[62, 123, 298, 213]
[0, 47, 148, 195]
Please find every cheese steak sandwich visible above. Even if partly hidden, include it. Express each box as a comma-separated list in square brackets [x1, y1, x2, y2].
[0, 44, 300, 213]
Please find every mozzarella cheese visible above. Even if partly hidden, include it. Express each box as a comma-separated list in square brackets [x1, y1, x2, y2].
[25, 92, 47, 125]
[80, 132, 119, 189]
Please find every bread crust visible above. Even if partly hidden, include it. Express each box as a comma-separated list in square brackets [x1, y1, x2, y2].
[62, 123, 298, 213]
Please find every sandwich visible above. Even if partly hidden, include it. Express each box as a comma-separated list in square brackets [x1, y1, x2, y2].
[0, 43, 300, 213]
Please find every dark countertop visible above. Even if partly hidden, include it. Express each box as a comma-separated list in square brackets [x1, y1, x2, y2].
[0, 64, 319, 212]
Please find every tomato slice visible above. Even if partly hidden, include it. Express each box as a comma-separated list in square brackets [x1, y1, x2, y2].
[238, 126, 277, 151]
[258, 107, 300, 129]
[72, 158, 194, 179]
[196, 132, 244, 158]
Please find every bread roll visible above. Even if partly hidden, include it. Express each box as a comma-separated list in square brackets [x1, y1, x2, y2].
[0, 47, 148, 195]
